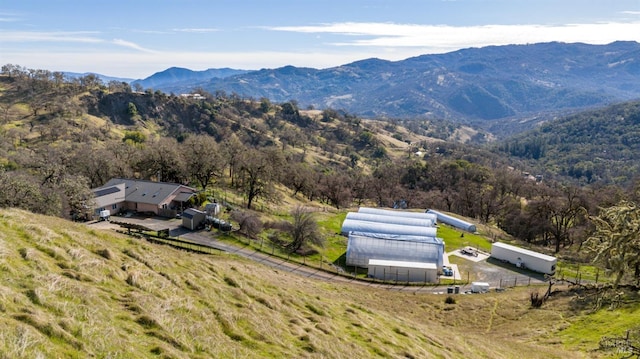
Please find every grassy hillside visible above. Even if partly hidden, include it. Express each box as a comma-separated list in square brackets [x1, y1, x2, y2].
[1, 209, 639, 358]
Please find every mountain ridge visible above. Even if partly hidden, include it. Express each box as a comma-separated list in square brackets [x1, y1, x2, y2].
[132, 41, 640, 128]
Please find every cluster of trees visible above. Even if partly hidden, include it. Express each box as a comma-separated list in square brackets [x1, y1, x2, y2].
[497, 100, 640, 185]
[2, 65, 640, 274]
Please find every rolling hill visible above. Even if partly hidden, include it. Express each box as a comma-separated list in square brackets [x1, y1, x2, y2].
[1, 208, 637, 358]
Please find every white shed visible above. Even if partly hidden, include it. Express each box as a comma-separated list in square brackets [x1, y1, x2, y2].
[367, 259, 438, 283]
[182, 208, 206, 230]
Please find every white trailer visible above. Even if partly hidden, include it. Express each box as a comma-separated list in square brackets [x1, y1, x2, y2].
[491, 242, 557, 275]
[471, 282, 490, 293]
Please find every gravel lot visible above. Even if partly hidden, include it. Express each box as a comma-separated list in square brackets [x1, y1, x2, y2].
[451, 250, 548, 289]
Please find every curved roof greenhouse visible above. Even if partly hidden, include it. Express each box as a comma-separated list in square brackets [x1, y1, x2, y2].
[346, 212, 434, 228]
[341, 219, 437, 238]
[426, 209, 476, 233]
[358, 207, 437, 222]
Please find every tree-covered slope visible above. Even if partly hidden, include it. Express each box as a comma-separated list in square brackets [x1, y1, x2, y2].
[497, 100, 640, 185]
[154, 41, 640, 126]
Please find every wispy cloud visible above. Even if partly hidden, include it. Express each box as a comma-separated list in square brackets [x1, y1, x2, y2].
[0, 30, 157, 53]
[172, 28, 219, 33]
[0, 31, 103, 43]
[621, 10, 640, 15]
[112, 38, 157, 53]
[267, 21, 640, 50]
[0, 11, 21, 22]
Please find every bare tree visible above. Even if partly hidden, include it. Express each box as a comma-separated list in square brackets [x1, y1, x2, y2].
[236, 148, 281, 209]
[230, 210, 263, 239]
[182, 135, 222, 190]
[286, 206, 323, 253]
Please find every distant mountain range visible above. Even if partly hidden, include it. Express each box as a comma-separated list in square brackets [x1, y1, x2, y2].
[63, 72, 134, 84]
[130, 67, 249, 90]
[81, 41, 640, 127]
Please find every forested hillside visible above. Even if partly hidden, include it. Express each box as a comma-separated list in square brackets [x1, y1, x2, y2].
[1, 64, 640, 260]
[139, 41, 640, 128]
[497, 100, 640, 185]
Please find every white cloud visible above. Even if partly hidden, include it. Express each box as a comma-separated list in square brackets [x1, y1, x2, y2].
[172, 28, 219, 33]
[112, 39, 157, 53]
[268, 21, 640, 51]
[0, 31, 103, 43]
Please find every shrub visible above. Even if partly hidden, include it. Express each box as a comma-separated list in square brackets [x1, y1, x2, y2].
[445, 296, 456, 304]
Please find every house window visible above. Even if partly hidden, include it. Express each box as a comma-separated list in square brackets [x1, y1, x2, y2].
[112, 204, 118, 210]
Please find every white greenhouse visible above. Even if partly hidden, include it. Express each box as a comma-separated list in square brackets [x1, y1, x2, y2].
[348, 231, 437, 242]
[345, 212, 434, 228]
[346, 233, 444, 269]
[341, 219, 437, 238]
[427, 209, 477, 233]
[367, 259, 438, 283]
[359, 207, 437, 222]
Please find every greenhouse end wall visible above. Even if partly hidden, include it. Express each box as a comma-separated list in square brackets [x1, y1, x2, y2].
[367, 260, 438, 283]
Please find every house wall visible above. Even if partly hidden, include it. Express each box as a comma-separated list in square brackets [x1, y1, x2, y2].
[134, 202, 159, 214]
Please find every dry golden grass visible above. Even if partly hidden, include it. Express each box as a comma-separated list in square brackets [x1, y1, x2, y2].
[0, 208, 636, 358]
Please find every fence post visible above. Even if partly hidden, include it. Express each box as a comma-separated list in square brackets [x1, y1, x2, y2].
[500, 278, 502, 288]
[514, 277, 517, 287]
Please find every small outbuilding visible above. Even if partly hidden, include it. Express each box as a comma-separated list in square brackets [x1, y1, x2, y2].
[367, 259, 438, 283]
[182, 208, 206, 230]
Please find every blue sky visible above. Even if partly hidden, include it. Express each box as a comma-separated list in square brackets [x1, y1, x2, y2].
[1, 0, 639, 79]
